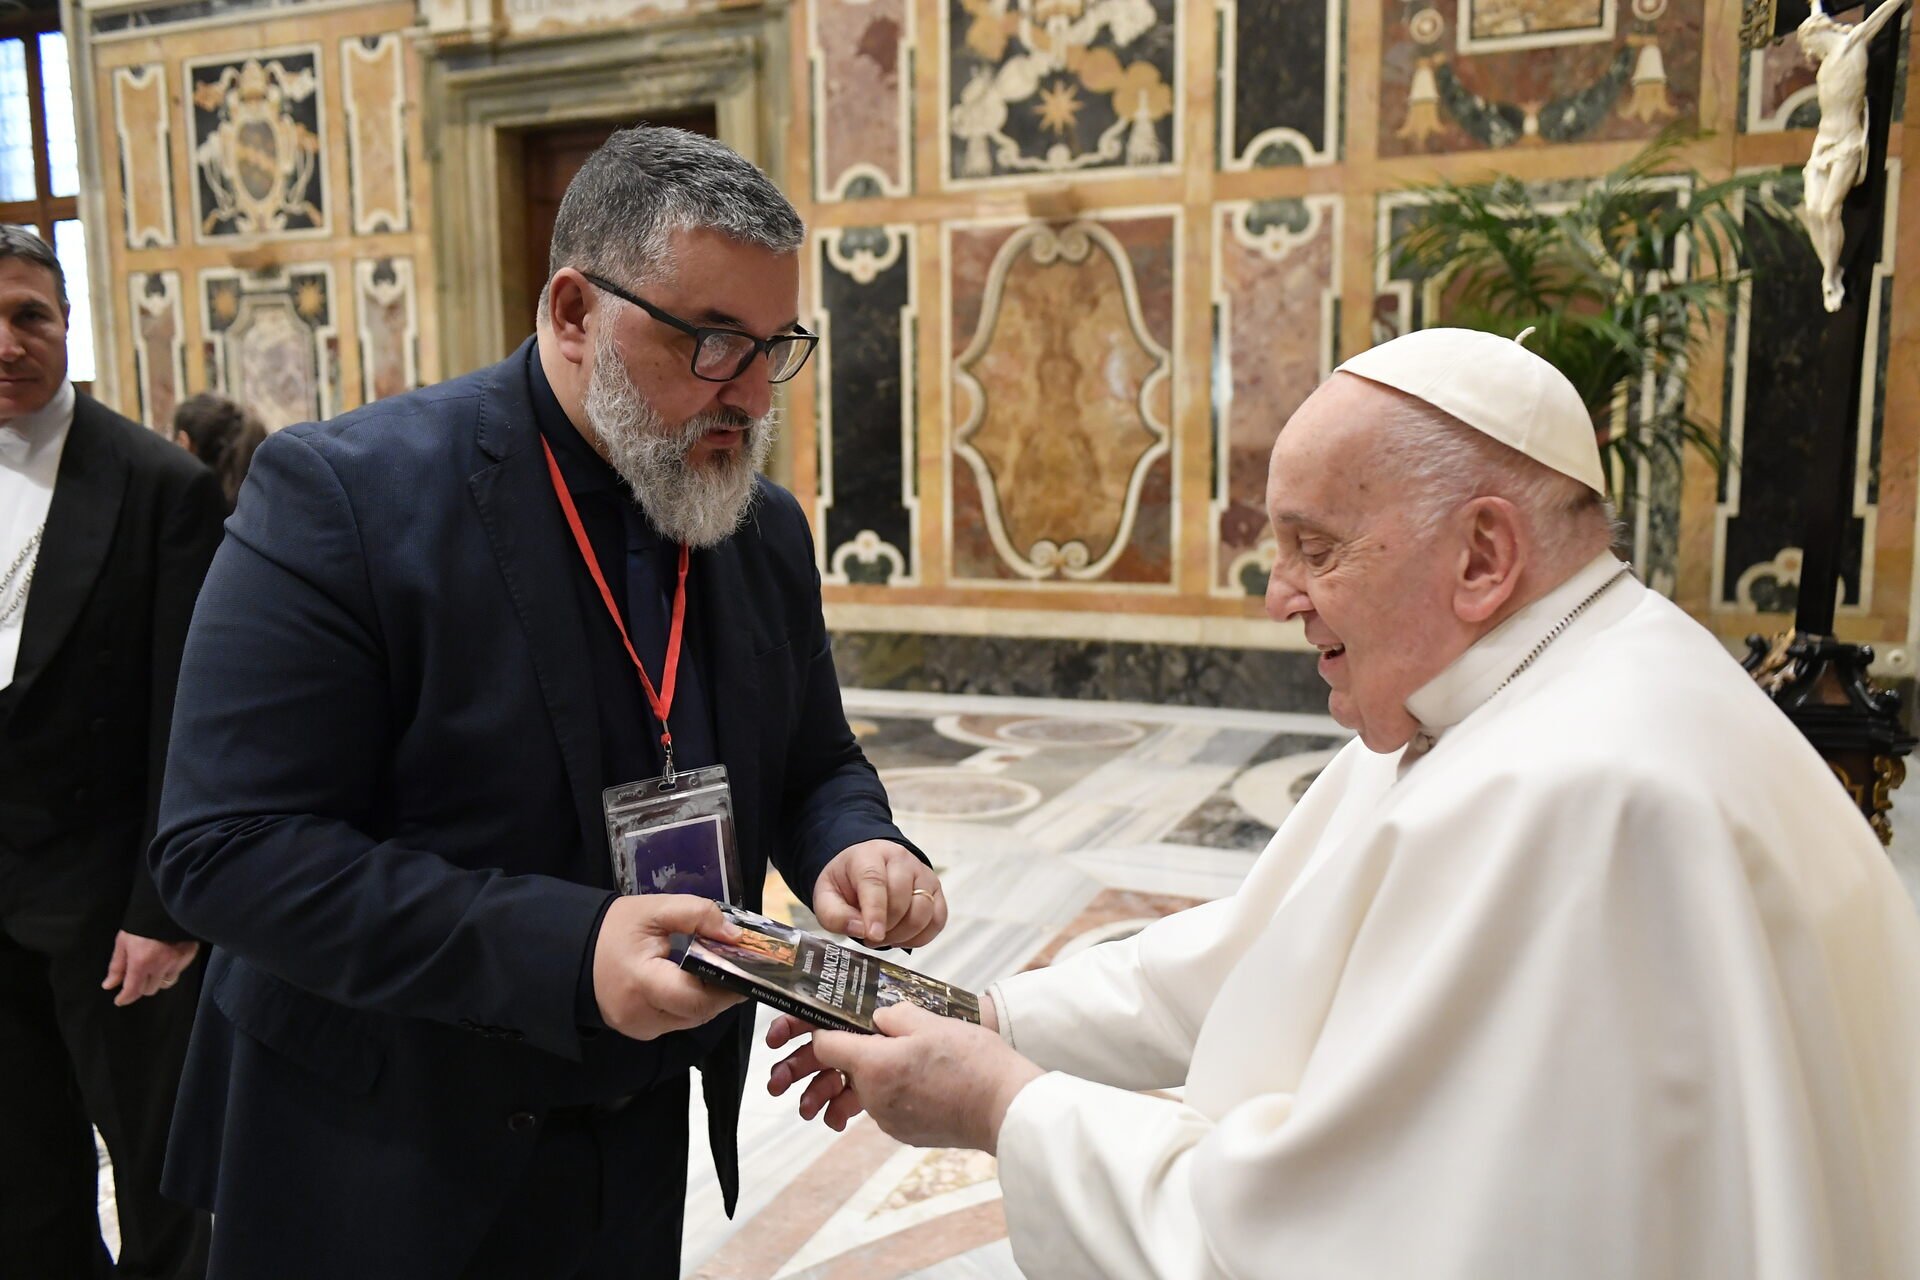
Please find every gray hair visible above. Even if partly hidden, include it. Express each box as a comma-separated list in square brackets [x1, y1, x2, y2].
[540, 125, 804, 325]
[0, 225, 67, 310]
[1374, 383, 1618, 571]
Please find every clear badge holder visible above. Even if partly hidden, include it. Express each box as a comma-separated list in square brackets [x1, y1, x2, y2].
[603, 765, 742, 904]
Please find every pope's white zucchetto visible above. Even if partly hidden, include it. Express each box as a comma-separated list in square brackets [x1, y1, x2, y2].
[1335, 327, 1608, 496]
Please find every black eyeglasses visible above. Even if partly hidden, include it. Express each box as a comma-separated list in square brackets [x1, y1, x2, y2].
[581, 272, 818, 384]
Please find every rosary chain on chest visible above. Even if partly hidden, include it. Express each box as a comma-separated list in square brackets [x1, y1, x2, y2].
[0, 523, 45, 628]
[1490, 566, 1633, 700]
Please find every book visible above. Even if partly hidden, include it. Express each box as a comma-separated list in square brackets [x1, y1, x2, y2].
[672, 903, 981, 1034]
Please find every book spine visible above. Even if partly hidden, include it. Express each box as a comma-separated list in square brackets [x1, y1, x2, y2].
[682, 953, 870, 1035]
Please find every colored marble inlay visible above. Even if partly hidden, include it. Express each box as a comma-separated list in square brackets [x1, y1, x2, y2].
[946, 0, 1179, 181]
[1380, 0, 1703, 157]
[187, 47, 328, 239]
[1212, 197, 1340, 594]
[814, 0, 912, 199]
[202, 266, 340, 431]
[949, 215, 1176, 585]
[114, 65, 174, 249]
[342, 34, 410, 235]
[1218, 0, 1343, 167]
[128, 272, 185, 430]
[818, 226, 918, 585]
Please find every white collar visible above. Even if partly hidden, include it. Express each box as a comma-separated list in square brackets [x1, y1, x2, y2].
[0, 381, 77, 462]
[1404, 552, 1634, 736]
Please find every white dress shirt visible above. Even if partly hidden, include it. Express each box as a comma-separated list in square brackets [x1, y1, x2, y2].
[0, 380, 76, 688]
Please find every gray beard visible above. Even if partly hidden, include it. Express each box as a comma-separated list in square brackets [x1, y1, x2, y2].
[582, 328, 777, 548]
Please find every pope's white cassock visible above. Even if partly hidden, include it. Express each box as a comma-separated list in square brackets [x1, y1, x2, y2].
[987, 553, 1920, 1279]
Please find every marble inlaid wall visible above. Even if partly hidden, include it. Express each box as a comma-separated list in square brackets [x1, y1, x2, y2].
[66, 1, 1920, 696]
[784, 0, 1920, 690]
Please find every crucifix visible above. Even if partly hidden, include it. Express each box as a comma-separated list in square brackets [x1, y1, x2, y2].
[1741, 0, 1917, 842]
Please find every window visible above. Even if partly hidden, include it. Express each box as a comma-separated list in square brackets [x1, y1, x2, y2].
[0, 17, 90, 384]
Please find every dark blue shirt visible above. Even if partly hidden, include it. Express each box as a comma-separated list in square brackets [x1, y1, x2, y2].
[528, 348, 732, 1100]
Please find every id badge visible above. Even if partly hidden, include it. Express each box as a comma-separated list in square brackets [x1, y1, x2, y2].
[603, 765, 742, 903]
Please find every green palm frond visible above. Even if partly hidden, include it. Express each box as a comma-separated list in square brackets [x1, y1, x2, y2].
[1387, 130, 1796, 475]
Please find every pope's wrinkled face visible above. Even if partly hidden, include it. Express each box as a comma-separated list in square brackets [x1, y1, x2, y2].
[1264, 375, 1465, 752]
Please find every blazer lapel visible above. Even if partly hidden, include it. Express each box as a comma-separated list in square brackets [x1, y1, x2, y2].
[468, 350, 608, 868]
[12, 401, 127, 695]
[694, 539, 763, 894]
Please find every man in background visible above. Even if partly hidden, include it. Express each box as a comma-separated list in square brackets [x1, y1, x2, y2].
[0, 226, 221, 1275]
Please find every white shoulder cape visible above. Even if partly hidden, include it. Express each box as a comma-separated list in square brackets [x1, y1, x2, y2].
[990, 582, 1920, 1279]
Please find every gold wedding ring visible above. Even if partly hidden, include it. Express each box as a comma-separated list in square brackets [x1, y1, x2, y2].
[911, 888, 936, 900]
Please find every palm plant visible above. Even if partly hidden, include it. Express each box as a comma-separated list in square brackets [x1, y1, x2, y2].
[1388, 130, 1793, 478]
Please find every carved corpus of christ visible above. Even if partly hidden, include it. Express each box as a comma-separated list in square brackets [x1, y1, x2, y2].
[1797, 0, 1910, 312]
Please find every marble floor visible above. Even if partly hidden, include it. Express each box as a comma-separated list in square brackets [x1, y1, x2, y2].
[92, 688, 1920, 1277]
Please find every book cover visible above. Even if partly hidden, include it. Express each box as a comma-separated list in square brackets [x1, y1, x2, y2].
[673, 904, 981, 1034]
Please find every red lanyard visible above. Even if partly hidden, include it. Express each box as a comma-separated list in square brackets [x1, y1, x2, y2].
[541, 438, 691, 778]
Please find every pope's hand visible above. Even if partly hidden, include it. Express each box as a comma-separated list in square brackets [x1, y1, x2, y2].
[766, 1002, 1040, 1153]
[592, 894, 745, 1040]
[811, 839, 947, 947]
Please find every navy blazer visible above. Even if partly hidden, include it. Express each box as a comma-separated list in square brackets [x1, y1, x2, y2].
[151, 343, 914, 1278]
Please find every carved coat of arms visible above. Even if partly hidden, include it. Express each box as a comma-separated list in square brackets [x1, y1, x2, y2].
[192, 56, 325, 237]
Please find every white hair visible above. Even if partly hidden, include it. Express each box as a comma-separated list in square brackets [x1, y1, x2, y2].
[1378, 388, 1618, 572]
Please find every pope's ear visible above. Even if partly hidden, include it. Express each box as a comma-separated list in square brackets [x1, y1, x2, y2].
[1454, 495, 1524, 624]
[543, 268, 595, 366]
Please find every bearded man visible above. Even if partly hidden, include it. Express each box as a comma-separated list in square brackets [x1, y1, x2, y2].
[150, 126, 944, 1280]
[771, 329, 1920, 1278]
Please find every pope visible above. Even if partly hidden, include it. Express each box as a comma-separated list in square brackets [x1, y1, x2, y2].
[767, 328, 1920, 1279]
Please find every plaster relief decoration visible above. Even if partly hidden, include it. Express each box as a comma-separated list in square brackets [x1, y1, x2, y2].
[1211, 197, 1340, 596]
[813, 0, 914, 200]
[949, 213, 1175, 585]
[342, 35, 410, 235]
[1217, 0, 1343, 168]
[1715, 167, 1890, 614]
[202, 266, 341, 431]
[355, 257, 420, 404]
[1742, 5, 1908, 133]
[945, 0, 1179, 183]
[127, 272, 185, 430]
[188, 48, 328, 240]
[114, 66, 175, 249]
[1383, 0, 1702, 156]
[817, 226, 919, 585]
[502, 0, 723, 37]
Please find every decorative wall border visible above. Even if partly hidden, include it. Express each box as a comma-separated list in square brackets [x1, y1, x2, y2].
[354, 256, 420, 403]
[112, 64, 175, 249]
[126, 270, 185, 429]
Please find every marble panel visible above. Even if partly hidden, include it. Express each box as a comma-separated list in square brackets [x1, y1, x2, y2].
[944, 0, 1179, 183]
[1740, 7, 1908, 133]
[818, 226, 918, 584]
[187, 46, 328, 240]
[341, 34, 410, 235]
[113, 65, 175, 250]
[1211, 196, 1340, 595]
[1379, 0, 1702, 157]
[948, 214, 1176, 585]
[354, 256, 420, 404]
[127, 271, 186, 430]
[830, 631, 1329, 714]
[812, 0, 913, 199]
[1217, 0, 1343, 168]
[201, 265, 341, 431]
[1716, 168, 1887, 613]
